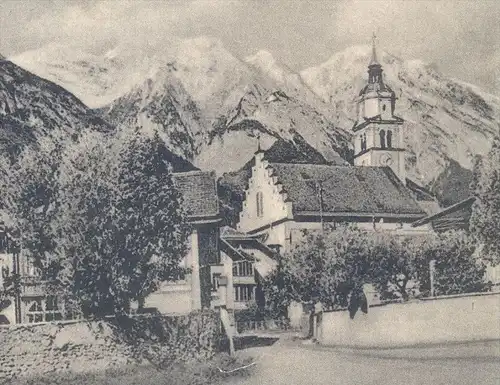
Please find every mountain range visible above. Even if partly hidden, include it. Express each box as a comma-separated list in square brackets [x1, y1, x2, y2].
[0, 56, 111, 160]
[6, 36, 500, 206]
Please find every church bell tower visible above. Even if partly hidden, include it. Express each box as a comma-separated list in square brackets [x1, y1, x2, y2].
[353, 34, 406, 183]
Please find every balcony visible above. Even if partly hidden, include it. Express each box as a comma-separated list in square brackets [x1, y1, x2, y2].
[232, 261, 255, 284]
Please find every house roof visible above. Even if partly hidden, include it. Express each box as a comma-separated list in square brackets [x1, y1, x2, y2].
[267, 163, 426, 218]
[219, 228, 278, 277]
[172, 171, 220, 220]
[405, 178, 437, 202]
[220, 225, 265, 240]
[411, 197, 475, 231]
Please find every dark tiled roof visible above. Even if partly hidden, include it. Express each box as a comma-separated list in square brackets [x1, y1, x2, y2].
[172, 171, 219, 219]
[411, 197, 475, 231]
[268, 163, 425, 217]
[405, 178, 437, 202]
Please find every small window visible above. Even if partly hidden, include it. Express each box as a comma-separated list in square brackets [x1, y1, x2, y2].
[26, 296, 63, 323]
[379, 130, 386, 149]
[382, 104, 386, 111]
[212, 273, 221, 292]
[361, 134, 367, 151]
[233, 285, 254, 302]
[387, 131, 393, 148]
[256, 192, 264, 217]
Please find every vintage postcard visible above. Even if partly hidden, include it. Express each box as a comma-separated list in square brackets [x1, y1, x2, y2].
[0, 1, 499, 384]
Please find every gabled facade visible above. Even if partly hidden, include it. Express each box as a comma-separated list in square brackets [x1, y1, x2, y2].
[238, 152, 431, 253]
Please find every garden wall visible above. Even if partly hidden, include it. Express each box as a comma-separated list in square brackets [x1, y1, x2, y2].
[320, 292, 500, 348]
[0, 311, 221, 382]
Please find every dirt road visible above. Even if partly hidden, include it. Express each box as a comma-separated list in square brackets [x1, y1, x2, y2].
[234, 339, 500, 385]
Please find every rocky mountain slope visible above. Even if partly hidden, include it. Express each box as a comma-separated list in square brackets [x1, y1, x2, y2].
[101, 37, 349, 174]
[9, 38, 500, 204]
[0, 57, 111, 159]
[301, 45, 500, 189]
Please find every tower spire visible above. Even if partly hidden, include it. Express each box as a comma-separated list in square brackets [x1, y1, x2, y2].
[369, 32, 379, 66]
[255, 131, 263, 153]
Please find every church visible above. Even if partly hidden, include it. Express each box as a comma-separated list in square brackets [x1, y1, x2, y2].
[237, 37, 436, 251]
[0, 38, 459, 325]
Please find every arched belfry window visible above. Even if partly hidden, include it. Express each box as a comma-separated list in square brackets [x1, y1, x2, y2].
[256, 191, 264, 217]
[379, 130, 386, 149]
[361, 134, 367, 151]
[387, 130, 393, 148]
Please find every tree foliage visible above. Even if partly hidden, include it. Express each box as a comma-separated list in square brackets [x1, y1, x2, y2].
[0, 135, 65, 271]
[262, 226, 375, 313]
[2, 127, 190, 318]
[415, 231, 490, 296]
[262, 226, 490, 315]
[470, 135, 500, 265]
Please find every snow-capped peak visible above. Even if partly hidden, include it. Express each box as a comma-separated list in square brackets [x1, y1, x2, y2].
[245, 50, 277, 66]
[176, 36, 226, 54]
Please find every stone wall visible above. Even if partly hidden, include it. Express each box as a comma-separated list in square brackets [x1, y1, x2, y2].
[0, 311, 221, 382]
[320, 292, 500, 348]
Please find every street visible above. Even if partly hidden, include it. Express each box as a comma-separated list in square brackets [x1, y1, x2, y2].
[234, 338, 500, 385]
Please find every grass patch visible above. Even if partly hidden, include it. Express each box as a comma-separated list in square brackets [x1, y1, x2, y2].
[7, 353, 255, 385]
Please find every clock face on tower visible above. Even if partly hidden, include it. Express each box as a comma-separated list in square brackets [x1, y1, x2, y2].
[379, 152, 393, 166]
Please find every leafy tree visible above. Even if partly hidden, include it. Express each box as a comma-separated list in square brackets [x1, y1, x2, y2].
[470, 135, 500, 265]
[1, 136, 65, 271]
[49, 128, 189, 318]
[262, 226, 374, 317]
[416, 231, 490, 296]
[262, 227, 490, 320]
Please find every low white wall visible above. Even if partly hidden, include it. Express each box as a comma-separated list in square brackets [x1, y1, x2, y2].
[144, 283, 192, 314]
[320, 292, 500, 348]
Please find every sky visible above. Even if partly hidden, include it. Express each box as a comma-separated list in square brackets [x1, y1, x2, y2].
[1, 0, 499, 94]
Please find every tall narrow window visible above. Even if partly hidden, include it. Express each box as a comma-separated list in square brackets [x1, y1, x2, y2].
[233, 285, 254, 302]
[379, 130, 386, 149]
[256, 192, 264, 217]
[361, 134, 367, 151]
[212, 273, 221, 292]
[387, 130, 393, 148]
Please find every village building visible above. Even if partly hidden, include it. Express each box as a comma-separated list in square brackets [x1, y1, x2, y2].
[215, 226, 277, 311]
[3, 37, 495, 325]
[141, 170, 222, 314]
[237, 37, 434, 252]
[0, 225, 21, 324]
[1, 170, 225, 323]
[412, 197, 500, 289]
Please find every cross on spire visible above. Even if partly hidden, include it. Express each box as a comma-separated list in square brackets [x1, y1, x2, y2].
[255, 131, 262, 153]
[369, 32, 380, 66]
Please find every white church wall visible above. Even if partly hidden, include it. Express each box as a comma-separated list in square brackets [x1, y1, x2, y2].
[364, 96, 379, 118]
